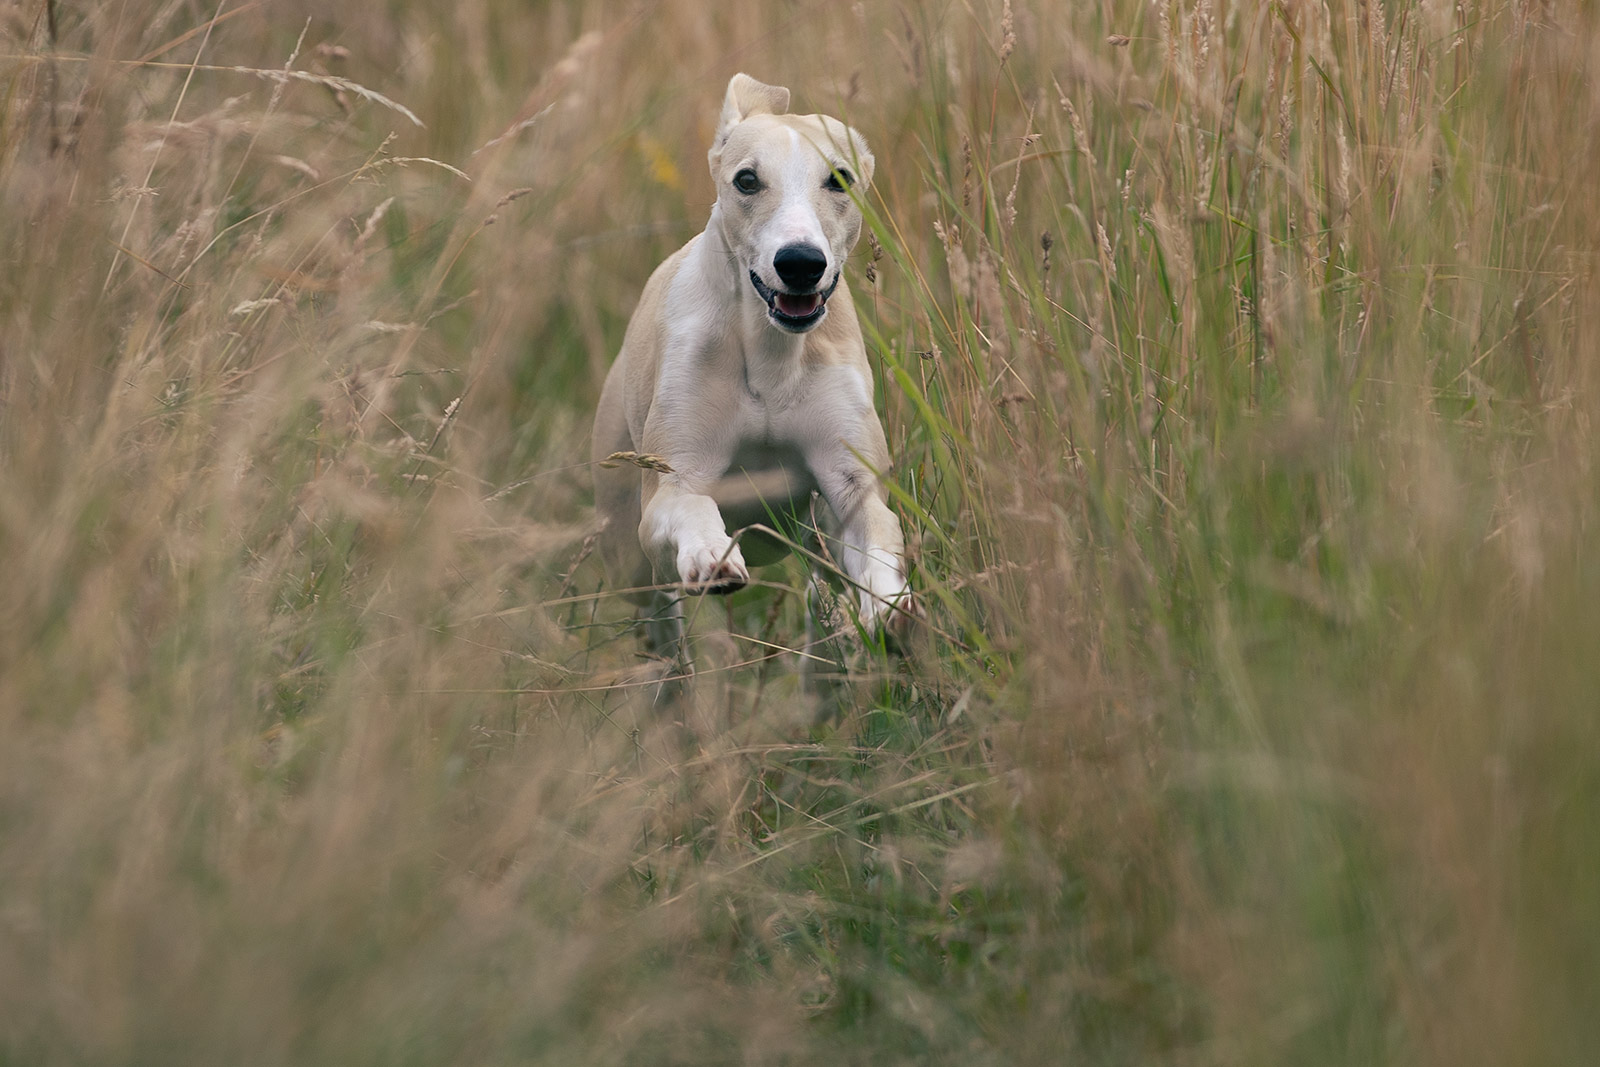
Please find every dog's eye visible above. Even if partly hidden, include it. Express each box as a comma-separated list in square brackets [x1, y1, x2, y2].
[825, 168, 855, 192]
[733, 169, 761, 194]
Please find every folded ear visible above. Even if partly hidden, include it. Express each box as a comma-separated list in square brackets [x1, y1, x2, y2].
[709, 74, 790, 167]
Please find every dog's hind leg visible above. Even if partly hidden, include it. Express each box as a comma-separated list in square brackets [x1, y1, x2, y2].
[794, 496, 844, 718]
[640, 590, 686, 664]
[639, 590, 690, 710]
[801, 560, 854, 722]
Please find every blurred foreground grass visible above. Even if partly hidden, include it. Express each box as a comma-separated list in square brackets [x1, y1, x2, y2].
[2, 0, 1597, 1063]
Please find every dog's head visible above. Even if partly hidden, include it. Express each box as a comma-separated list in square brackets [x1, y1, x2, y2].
[707, 74, 875, 335]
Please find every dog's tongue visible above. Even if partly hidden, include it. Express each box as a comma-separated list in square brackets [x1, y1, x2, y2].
[776, 292, 821, 317]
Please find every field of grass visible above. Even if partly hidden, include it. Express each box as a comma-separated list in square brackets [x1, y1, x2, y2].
[3, 0, 1598, 1062]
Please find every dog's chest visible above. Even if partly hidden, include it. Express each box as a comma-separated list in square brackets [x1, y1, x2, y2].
[660, 343, 873, 497]
[716, 359, 863, 461]
[695, 367, 838, 520]
[715, 376, 813, 473]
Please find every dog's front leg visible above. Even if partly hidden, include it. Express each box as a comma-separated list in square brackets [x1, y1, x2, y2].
[639, 478, 749, 595]
[814, 461, 914, 632]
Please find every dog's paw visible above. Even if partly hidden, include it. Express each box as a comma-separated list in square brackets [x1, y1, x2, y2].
[884, 591, 923, 637]
[861, 588, 922, 651]
[881, 591, 924, 651]
[677, 541, 749, 595]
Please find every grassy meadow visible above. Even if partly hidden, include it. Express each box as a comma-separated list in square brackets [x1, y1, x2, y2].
[3, 0, 1598, 1062]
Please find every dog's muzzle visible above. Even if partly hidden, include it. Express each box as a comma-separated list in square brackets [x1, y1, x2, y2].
[749, 270, 839, 332]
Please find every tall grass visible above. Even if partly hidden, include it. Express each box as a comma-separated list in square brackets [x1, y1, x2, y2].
[2, 0, 1596, 1062]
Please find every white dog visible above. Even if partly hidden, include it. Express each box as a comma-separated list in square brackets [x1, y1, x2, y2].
[592, 73, 916, 663]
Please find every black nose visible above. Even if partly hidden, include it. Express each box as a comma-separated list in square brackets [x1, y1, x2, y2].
[772, 243, 827, 291]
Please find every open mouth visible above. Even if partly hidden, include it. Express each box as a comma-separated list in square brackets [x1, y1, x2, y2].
[749, 271, 838, 332]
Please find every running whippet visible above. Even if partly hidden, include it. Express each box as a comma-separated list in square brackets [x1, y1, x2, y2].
[591, 73, 916, 665]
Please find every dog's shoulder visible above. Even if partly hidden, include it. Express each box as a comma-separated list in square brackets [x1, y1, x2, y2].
[638, 233, 704, 305]
[621, 234, 703, 350]
[619, 233, 731, 431]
